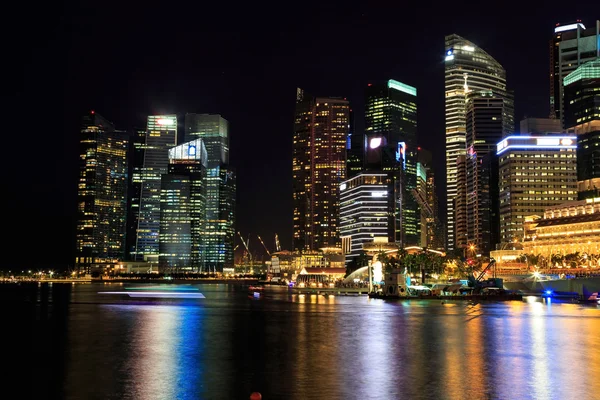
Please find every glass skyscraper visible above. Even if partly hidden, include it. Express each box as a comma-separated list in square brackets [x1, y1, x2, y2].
[550, 20, 599, 123]
[184, 114, 235, 271]
[444, 34, 512, 252]
[132, 115, 177, 262]
[75, 111, 129, 269]
[564, 59, 600, 199]
[293, 88, 350, 250]
[159, 139, 208, 271]
[364, 79, 418, 246]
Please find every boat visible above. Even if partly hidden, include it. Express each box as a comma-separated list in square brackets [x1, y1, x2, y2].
[248, 286, 264, 299]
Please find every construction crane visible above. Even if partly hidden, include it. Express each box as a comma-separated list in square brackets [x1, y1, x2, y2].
[411, 188, 444, 248]
[275, 233, 281, 252]
[237, 232, 252, 263]
[257, 235, 271, 257]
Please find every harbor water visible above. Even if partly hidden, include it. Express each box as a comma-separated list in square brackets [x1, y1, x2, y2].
[4, 282, 600, 399]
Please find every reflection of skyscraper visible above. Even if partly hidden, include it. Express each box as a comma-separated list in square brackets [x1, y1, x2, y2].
[75, 111, 129, 269]
[444, 34, 513, 251]
[293, 88, 349, 250]
[549, 20, 599, 123]
[364, 79, 418, 246]
[184, 114, 235, 271]
[159, 139, 208, 271]
[564, 59, 600, 199]
[133, 115, 177, 262]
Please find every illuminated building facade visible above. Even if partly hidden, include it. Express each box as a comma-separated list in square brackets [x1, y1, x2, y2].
[159, 139, 208, 271]
[464, 91, 510, 255]
[126, 128, 147, 259]
[132, 115, 177, 262]
[364, 79, 418, 246]
[75, 111, 129, 268]
[415, 147, 442, 249]
[444, 34, 513, 251]
[269, 249, 345, 281]
[549, 20, 600, 122]
[563, 59, 600, 199]
[454, 155, 468, 250]
[339, 173, 393, 265]
[498, 135, 578, 243]
[293, 88, 349, 250]
[184, 114, 235, 271]
[522, 198, 600, 258]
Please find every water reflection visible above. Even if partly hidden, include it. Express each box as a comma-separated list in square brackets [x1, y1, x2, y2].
[6, 283, 598, 399]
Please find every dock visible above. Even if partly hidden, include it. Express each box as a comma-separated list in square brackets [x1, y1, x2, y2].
[368, 293, 523, 301]
[291, 287, 369, 295]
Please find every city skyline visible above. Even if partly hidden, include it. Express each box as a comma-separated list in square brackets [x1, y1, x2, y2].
[7, 1, 599, 269]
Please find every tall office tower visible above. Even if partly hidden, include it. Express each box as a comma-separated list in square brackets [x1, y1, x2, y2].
[498, 135, 578, 243]
[549, 20, 600, 122]
[346, 109, 364, 178]
[520, 117, 563, 134]
[564, 59, 600, 199]
[464, 91, 511, 255]
[184, 114, 235, 271]
[159, 139, 208, 271]
[132, 115, 177, 262]
[444, 34, 513, 251]
[414, 147, 439, 248]
[293, 88, 350, 250]
[454, 155, 468, 251]
[126, 128, 147, 260]
[364, 79, 418, 246]
[340, 173, 394, 265]
[75, 111, 129, 269]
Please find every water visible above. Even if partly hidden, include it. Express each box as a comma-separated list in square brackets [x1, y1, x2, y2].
[4, 282, 600, 399]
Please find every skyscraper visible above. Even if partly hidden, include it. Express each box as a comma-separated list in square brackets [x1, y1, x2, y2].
[293, 88, 350, 250]
[498, 135, 578, 243]
[564, 59, 600, 199]
[464, 91, 511, 254]
[346, 109, 364, 178]
[444, 34, 512, 251]
[519, 117, 563, 135]
[340, 173, 393, 265]
[159, 139, 208, 271]
[364, 79, 418, 246]
[549, 20, 600, 123]
[75, 111, 129, 269]
[132, 115, 177, 262]
[126, 128, 147, 260]
[184, 114, 235, 271]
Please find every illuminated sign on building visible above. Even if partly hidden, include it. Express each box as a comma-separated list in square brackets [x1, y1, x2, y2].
[369, 137, 382, 149]
[157, 118, 175, 126]
[396, 142, 406, 170]
[496, 136, 577, 155]
[169, 139, 207, 165]
[340, 183, 347, 191]
[371, 191, 387, 197]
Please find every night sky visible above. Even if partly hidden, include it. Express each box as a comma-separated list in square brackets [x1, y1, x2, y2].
[6, 1, 598, 270]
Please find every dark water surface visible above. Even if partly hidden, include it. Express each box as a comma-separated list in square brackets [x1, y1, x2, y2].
[5, 282, 600, 400]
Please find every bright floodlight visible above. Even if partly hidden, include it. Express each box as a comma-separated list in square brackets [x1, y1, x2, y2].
[369, 137, 382, 149]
